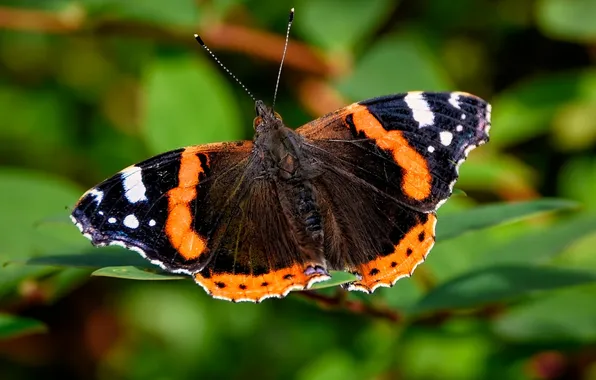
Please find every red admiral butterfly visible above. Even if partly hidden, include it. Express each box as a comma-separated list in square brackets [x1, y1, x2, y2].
[71, 10, 491, 302]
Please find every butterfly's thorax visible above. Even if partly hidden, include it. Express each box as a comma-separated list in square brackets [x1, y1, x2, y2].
[253, 101, 324, 249]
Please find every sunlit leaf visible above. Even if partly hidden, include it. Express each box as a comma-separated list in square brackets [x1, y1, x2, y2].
[338, 33, 452, 100]
[490, 71, 596, 148]
[142, 56, 243, 154]
[453, 153, 537, 198]
[537, 0, 596, 42]
[296, 0, 396, 51]
[559, 157, 596, 210]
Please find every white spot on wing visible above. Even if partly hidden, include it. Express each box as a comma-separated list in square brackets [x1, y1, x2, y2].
[427, 145, 435, 153]
[123, 214, 139, 229]
[456, 125, 463, 132]
[461, 114, 466, 120]
[121, 166, 148, 203]
[70, 215, 83, 233]
[440, 131, 453, 146]
[148, 219, 156, 227]
[449, 93, 461, 109]
[85, 188, 104, 205]
[404, 92, 434, 128]
[108, 217, 117, 224]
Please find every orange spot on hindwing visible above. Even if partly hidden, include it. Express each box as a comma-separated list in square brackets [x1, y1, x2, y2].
[165, 150, 208, 260]
[348, 213, 437, 292]
[349, 105, 432, 200]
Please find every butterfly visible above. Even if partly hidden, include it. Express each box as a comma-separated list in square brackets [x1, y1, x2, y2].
[71, 89, 490, 302]
[71, 9, 490, 302]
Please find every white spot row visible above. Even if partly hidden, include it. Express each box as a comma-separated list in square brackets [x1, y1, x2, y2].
[404, 92, 434, 128]
[121, 166, 148, 203]
[106, 215, 156, 229]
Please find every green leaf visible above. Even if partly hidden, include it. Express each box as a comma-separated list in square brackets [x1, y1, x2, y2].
[0, 169, 84, 298]
[450, 154, 536, 196]
[310, 271, 358, 290]
[411, 265, 596, 313]
[493, 285, 596, 342]
[0, 314, 47, 339]
[92, 266, 186, 280]
[471, 213, 596, 269]
[559, 157, 596, 210]
[436, 199, 577, 241]
[142, 56, 243, 154]
[537, 0, 596, 42]
[24, 247, 152, 269]
[551, 100, 596, 151]
[296, 0, 396, 51]
[490, 71, 596, 148]
[92, 266, 356, 289]
[337, 33, 452, 100]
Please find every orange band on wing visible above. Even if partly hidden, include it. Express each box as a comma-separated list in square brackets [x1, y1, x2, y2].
[195, 263, 330, 302]
[165, 150, 208, 260]
[348, 213, 436, 293]
[349, 105, 432, 200]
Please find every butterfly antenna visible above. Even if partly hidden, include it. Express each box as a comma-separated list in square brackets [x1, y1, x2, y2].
[272, 8, 294, 108]
[194, 34, 256, 102]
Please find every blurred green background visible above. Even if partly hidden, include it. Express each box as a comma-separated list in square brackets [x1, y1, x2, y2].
[2, 0, 596, 379]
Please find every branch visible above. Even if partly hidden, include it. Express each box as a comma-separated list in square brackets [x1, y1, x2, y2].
[0, 5, 332, 76]
[296, 290, 403, 323]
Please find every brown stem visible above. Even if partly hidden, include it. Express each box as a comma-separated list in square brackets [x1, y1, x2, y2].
[296, 290, 403, 323]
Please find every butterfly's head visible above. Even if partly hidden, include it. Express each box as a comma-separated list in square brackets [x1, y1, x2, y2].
[254, 100, 283, 133]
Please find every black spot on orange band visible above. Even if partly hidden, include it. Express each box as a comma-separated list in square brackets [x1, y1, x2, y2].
[348, 213, 437, 292]
[194, 263, 330, 302]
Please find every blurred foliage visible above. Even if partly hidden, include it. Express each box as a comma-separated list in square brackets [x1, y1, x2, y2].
[1, 0, 596, 379]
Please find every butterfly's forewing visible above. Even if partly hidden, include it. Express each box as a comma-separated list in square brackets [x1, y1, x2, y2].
[71, 142, 254, 274]
[298, 92, 491, 212]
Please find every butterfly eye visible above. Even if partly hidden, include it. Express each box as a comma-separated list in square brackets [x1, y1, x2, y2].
[274, 111, 283, 120]
[253, 116, 263, 128]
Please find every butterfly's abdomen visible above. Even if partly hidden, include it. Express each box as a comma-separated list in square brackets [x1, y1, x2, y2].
[295, 181, 323, 237]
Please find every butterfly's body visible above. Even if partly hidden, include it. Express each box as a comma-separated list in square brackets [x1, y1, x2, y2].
[72, 92, 490, 302]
